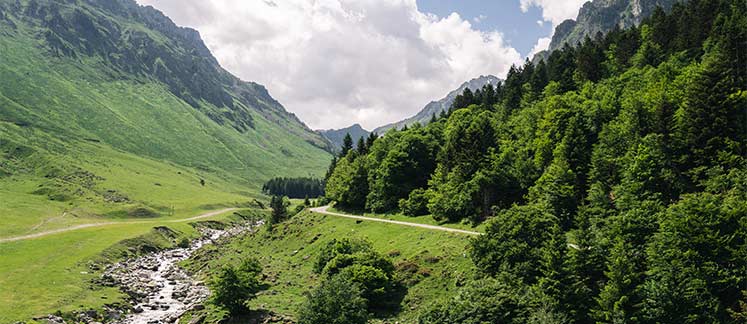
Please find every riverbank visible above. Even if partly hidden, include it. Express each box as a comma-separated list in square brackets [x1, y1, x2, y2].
[103, 222, 259, 323]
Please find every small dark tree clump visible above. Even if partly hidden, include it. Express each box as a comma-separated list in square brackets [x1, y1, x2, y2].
[210, 258, 265, 315]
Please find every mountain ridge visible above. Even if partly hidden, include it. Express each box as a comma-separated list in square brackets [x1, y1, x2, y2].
[373, 75, 501, 134]
[319, 123, 370, 151]
[534, 0, 682, 62]
[0, 0, 333, 186]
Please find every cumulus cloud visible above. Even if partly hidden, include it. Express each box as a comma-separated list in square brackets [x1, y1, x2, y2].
[519, 0, 587, 26]
[136, 0, 522, 130]
[528, 36, 552, 58]
[473, 14, 487, 23]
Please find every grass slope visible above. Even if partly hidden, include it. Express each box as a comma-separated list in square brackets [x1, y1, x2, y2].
[0, 209, 262, 323]
[182, 210, 477, 323]
[0, 1, 334, 321]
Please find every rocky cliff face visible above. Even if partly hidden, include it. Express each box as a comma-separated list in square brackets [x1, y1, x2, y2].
[374, 75, 501, 134]
[535, 0, 682, 61]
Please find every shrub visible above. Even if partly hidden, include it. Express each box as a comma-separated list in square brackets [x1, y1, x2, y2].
[418, 278, 527, 324]
[210, 258, 265, 315]
[339, 264, 390, 308]
[297, 276, 369, 324]
[399, 188, 430, 216]
[314, 238, 372, 273]
[323, 251, 394, 277]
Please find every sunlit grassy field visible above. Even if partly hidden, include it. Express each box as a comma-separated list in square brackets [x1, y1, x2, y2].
[181, 210, 477, 323]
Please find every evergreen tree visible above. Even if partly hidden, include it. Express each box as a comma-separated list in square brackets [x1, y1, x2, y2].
[269, 195, 288, 228]
[340, 133, 354, 157]
[356, 136, 367, 155]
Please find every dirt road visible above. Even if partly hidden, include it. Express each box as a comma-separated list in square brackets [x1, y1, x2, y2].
[0, 208, 237, 244]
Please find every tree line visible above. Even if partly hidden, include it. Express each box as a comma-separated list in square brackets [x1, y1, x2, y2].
[325, 0, 747, 322]
[262, 177, 324, 199]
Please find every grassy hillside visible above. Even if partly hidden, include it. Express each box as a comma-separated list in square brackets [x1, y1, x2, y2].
[0, 209, 261, 323]
[0, 1, 332, 321]
[0, 0, 331, 185]
[0, 0, 333, 234]
[180, 210, 476, 323]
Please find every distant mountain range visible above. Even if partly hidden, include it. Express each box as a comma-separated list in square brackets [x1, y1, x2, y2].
[319, 124, 370, 151]
[534, 0, 682, 62]
[373, 75, 501, 134]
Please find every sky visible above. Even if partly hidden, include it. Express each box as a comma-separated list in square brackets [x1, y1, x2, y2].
[135, 0, 587, 130]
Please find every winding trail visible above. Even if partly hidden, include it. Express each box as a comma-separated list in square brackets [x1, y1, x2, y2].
[0, 208, 237, 244]
[310, 205, 482, 236]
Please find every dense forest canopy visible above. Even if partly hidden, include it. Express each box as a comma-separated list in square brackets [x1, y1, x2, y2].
[326, 0, 747, 322]
[262, 177, 325, 199]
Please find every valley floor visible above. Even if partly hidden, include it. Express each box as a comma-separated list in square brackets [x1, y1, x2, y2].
[0, 208, 247, 323]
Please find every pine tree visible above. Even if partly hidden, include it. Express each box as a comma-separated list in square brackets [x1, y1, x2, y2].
[365, 132, 378, 150]
[530, 60, 549, 95]
[356, 136, 367, 155]
[503, 65, 524, 110]
[269, 195, 288, 229]
[594, 240, 643, 324]
[324, 156, 337, 184]
[340, 133, 353, 157]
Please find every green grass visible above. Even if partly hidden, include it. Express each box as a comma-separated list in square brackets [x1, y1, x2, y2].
[0, 139, 256, 238]
[328, 206, 488, 233]
[0, 3, 335, 322]
[0, 209, 251, 323]
[182, 210, 477, 323]
[0, 6, 332, 186]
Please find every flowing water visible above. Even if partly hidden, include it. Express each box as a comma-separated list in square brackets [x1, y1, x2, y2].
[105, 224, 256, 324]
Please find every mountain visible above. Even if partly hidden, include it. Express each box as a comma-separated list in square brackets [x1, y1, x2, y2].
[534, 0, 682, 61]
[0, 0, 332, 188]
[319, 124, 370, 151]
[374, 75, 501, 134]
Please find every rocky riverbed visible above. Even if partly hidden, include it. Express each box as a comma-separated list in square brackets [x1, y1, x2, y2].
[100, 223, 258, 324]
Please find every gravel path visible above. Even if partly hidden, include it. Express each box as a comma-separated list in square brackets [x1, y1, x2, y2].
[310, 206, 482, 236]
[0, 208, 238, 243]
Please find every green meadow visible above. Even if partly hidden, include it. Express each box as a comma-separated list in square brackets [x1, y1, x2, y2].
[0, 210, 247, 323]
[180, 210, 477, 322]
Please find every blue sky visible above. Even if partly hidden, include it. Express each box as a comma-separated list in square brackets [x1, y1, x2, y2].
[417, 0, 553, 56]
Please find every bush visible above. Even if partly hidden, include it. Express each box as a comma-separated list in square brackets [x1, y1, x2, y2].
[210, 258, 265, 315]
[314, 238, 372, 274]
[297, 276, 369, 324]
[313, 238, 403, 312]
[338, 264, 391, 308]
[399, 188, 430, 216]
[322, 251, 394, 277]
[418, 278, 527, 324]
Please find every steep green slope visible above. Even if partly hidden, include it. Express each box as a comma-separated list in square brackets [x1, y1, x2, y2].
[0, 3, 333, 318]
[0, 0, 332, 188]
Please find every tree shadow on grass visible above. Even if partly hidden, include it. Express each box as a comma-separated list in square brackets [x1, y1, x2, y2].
[370, 282, 409, 320]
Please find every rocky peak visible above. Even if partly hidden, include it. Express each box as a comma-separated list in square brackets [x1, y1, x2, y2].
[535, 0, 682, 62]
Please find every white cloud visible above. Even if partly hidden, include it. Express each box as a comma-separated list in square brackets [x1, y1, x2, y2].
[473, 14, 487, 23]
[136, 0, 522, 130]
[528, 37, 552, 58]
[519, 0, 587, 26]
[536, 20, 544, 27]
